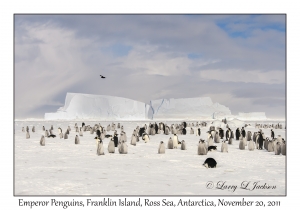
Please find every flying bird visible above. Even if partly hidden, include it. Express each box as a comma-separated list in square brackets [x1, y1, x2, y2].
[100, 75, 106, 79]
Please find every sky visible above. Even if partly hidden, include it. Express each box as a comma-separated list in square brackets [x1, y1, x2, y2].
[14, 14, 286, 119]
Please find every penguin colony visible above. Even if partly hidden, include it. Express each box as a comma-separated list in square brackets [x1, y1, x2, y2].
[20, 120, 285, 169]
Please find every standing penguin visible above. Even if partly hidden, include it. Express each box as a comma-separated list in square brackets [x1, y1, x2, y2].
[236, 128, 240, 140]
[198, 140, 207, 155]
[32, 126, 35, 132]
[120, 141, 128, 154]
[117, 123, 121, 129]
[190, 128, 194, 135]
[196, 128, 201, 136]
[239, 138, 245, 150]
[165, 126, 170, 135]
[45, 130, 49, 137]
[58, 127, 62, 134]
[207, 133, 214, 147]
[142, 133, 150, 143]
[22, 127, 25, 132]
[274, 142, 281, 155]
[228, 130, 234, 144]
[26, 131, 30, 139]
[113, 134, 119, 147]
[40, 135, 45, 146]
[158, 141, 165, 154]
[257, 132, 264, 150]
[214, 131, 220, 143]
[271, 129, 275, 139]
[42, 126, 45, 131]
[167, 137, 173, 149]
[59, 132, 63, 139]
[267, 139, 274, 152]
[281, 140, 286, 155]
[97, 140, 104, 155]
[219, 128, 224, 140]
[221, 140, 228, 153]
[79, 128, 83, 136]
[173, 134, 179, 149]
[241, 127, 246, 138]
[248, 139, 255, 151]
[75, 135, 80, 144]
[264, 137, 269, 150]
[107, 124, 111, 132]
[181, 140, 187, 150]
[225, 128, 231, 141]
[131, 134, 137, 146]
[246, 131, 252, 141]
[108, 138, 115, 153]
[64, 131, 68, 139]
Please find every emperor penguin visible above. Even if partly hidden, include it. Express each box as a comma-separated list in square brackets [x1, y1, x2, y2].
[181, 140, 187, 150]
[264, 137, 269, 150]
[97, 140, 104, 155]
[120, 141, 128, 154]
[32, 126, 35, 132]
[142, 133, 150, 143]
[267, 139, 274, 152]
[59, 132, 63, 139]
[64, 131, 68, 139]
[196, 128, 201, 136]
[67, 126, 71, 132]
[117, 123, 120, 129]
[239, 138, 245, 150]
[198, 140, 207, 155]
[246, 131, 252, 141]
[90, 128, 94, 135]
[190, 128, 194, 135]
[26, 126, 29, 132]
[281, 140, 286, 155]
[107, 124, 111, 132]
[165, 126, 170, 135]
[49, 129, 54, 135]
[22, 127, 24, 132]
[75, 126, 79, 132]
[26, 131, 30, 139]
[66, 129, 69, 135]
[58, 127, 62, 134]
[228, 130, 234, 144]
[42, 126, 45, 131]
[45, 130, 49, 138]
[248, 139, 255, 151]
[75, 135, 80, 144]
[214, 131, 220, 143]
[173, 134, 179, 149]
[79, 128, 83, 136]
[274, 142, 281, 155]
[40, 135, 45, 146]
[158, 141, 165, 154]
[207, 132, 214, 147]
[113, 134, 119, 147]
[167, 137, 173, 149]
[50, 125, 54, 131]
[108, 138, 115, 153]
[131, 134, 137, 146]
[221, 140, 228, 153]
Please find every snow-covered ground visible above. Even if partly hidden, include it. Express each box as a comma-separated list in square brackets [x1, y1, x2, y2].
[14, 120, 286, 196]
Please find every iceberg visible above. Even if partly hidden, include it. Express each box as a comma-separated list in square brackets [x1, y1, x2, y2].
[150, 97, 231, 120]
[45, 93, 147, 120]
[45, 93, 267, 121]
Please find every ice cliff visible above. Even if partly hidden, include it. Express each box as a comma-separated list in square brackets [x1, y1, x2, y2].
[44, 93, 267, 120]
[45, 93, 147, 120]
[149, 97, 231, 120]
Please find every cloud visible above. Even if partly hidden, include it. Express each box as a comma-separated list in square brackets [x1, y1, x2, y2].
[14, 15, 286, 119]
[199, 69, 285, 84]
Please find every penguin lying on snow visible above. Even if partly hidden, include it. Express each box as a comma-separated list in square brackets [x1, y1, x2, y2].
[203, 158, 217, 168]
[48, 134, 56, 138]
[207, 146, 217, 152]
